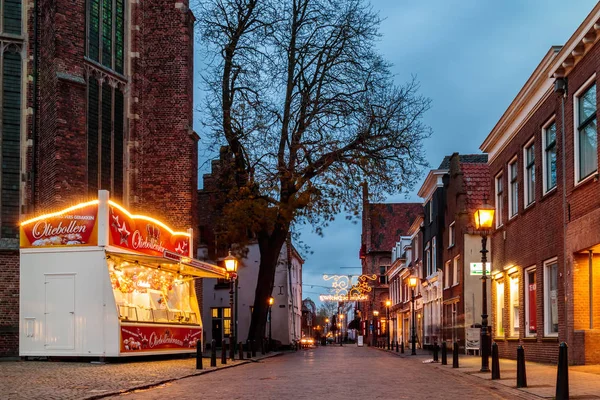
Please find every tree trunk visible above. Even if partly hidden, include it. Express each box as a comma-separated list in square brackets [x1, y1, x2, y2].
[247, 227, 289, 341]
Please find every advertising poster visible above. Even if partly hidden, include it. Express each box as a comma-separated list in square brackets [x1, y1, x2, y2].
[120, 324, 201, 352]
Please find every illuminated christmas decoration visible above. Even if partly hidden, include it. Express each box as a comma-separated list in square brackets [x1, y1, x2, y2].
[320, 274, 377, 302]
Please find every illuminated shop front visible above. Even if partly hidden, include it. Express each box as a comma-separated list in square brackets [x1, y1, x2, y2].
[19, 191, 227, 357]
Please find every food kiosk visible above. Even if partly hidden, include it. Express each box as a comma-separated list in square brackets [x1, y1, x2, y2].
[19, 190, 227, 357]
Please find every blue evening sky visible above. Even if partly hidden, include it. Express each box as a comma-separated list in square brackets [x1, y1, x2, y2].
[194, 1, 598, 305]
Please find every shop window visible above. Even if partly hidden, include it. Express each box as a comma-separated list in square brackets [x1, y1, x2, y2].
[509, 274, 520, 337]
[452, 256, 459, 286]
[449, 221, 455, 247]
[524, 139, 535, 206]
[87, 0, 125, 74]
[508, 158, 518, 218]
[543, 120, 557, 193]
[1, 49, 21, 239]
[544, 259, 559, 336]
[575, 79, 597, 182]
[524, 267, 536, 337]
[495, 280, 505, 337]
[379, 266, 388, 284]
[495, 173, 504, 227]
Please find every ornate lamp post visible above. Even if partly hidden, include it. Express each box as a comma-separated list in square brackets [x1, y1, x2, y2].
[224, 251, 238, 353]
[474, 202, 495, 373]
[385, 299, 391, 349]
[268, 296, 275, 349]
[409, 276, 418, 355]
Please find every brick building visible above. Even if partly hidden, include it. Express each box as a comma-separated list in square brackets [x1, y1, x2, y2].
[0, 0, 197, 357]
[481, 2, 600, 365]
[359, 183, 421, 346]
[440, 153, 490, 352]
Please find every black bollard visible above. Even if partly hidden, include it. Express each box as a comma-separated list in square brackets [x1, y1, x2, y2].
[441, 341, 447, 365]
[433, 342, 439, 362]
[491, 342, 500, 380]
[210, 340, 217, 367]
[396, 340, 399, 352]
[239, 342, 244, 360]
[516, 345, 527, 388]
[196, 341, 203, 369]
[230, 338, 235, 360]
[221, 341, 227, 365]
[246, 340, 252, 359]
[401, 341, 405, 354]
[556, 342, 569, 400]
[387, 340, 390, 350]
[452, 342, 459, 368]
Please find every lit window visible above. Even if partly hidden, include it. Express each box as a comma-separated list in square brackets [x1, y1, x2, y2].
[452, 256, 459, 286]
[495, 280, 505, 337]
[495, 173, 504, 227]
[544, 259, 559, 336]
[524, 267, 536, 337]
[524, 140, 535, 206]
[508, 159, 518, 217]
[449, 221, 455, 247]
[509, 275, 520, 337]
[444, 261, 451, 289]
[576, 81, 597, 182]
[543, 121, 557, 192]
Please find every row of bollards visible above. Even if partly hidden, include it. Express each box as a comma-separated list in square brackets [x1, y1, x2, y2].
[196, 338, 272, 370]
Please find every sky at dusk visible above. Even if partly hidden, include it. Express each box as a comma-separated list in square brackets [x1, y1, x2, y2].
[194, 1, 598, 305]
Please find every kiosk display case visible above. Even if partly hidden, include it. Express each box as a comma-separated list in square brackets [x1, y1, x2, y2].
[19, 191, 227, 357]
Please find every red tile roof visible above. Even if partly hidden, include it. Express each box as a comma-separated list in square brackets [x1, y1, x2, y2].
[367, 203, 422, 252]
[461, 162, 491, 230]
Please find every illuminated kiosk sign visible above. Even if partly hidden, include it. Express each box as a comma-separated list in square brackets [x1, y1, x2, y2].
[319, 274, 377, 302]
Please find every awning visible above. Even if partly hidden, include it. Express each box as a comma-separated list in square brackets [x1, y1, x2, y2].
[106, 248, 227, 279]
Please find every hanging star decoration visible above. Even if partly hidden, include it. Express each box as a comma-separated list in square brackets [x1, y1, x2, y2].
[118, 221, 131, 245]
[175, 241, 188, 254]
[110, 208, 120, 230]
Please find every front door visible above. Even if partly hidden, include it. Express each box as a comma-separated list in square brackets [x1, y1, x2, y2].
[212, 319, 222, 347]
[44, 274, 75, 350]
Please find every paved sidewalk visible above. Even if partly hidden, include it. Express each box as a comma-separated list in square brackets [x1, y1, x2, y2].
[0, 352, 282, 400]
[374, 346, 600, 398]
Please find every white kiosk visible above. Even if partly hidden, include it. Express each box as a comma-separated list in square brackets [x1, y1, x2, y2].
[19, 190, 227, 357]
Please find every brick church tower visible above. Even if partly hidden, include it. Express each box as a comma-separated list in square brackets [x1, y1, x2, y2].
[0, 0, 197, 356]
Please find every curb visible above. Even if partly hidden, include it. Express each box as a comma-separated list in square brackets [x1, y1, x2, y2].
[87, 352, 284, 399]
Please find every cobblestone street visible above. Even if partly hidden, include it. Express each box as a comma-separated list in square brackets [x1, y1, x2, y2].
[110, 346, 529, 400]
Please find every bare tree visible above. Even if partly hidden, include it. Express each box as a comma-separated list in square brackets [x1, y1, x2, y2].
[196, 0, 431, 341]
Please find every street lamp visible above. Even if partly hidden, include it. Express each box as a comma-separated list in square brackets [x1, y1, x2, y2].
[268, 296, 275, 350]
[385, 299, 391, 349]
[409, 276, 418, 355]
[474, 202, 495, 373]
[224, 251, 238, 357]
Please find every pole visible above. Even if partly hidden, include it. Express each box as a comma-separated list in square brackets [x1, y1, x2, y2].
[269, 305, 273, 350]
[480, 234, 490, 372]
[411, 287, 416, 355]
[229, 277, 235, 360]
[386, 306, 390, 350]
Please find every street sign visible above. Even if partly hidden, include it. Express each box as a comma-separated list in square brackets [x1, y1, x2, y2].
[469, 262, 491, 276]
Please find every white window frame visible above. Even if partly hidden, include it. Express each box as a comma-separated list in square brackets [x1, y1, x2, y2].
[452, 255, 459, 286]
[495, 172, 504, 228]
[444, 260, 451, 289]
[544, 257, 559, 337]
[449, 221, 455, 248]
[508, 157, 518, 218]
[495, 280, 505, 337]
[524, 266, 536, 337]
[542, 116, 557, 194]
[425, 243, 431, 277]
[431, 236, 437, 275]
[523, 137, 535, 207]
[509, 273, 520, 337]
[574, 74, 598, 184]
[429, 199, 433, 224]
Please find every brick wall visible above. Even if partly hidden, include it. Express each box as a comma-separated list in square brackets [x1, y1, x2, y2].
[0, 252, 19, 357]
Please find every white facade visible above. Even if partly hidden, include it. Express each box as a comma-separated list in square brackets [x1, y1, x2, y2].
[201, 242, 303, 347]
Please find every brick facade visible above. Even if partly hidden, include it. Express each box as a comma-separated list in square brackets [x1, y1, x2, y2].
[0, 0, 197, 356]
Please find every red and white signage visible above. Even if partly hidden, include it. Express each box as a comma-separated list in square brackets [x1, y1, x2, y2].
[20, 201, 99, 248]
[120, 324, 201, 353]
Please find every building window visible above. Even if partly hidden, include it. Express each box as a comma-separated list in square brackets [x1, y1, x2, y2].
[495, 173, 503, 227]
[508, 159, 518, 218]
[524, 139, 535, 206]
[509, 274, 520, 337]
[428, 199, 433, 224]
[2, 0, 22, 34]
[87, 78, 125, 200]
[495, 280, 505, 337]
[444, 261, 451, 289]
[449, 221, 455, 247]
[87, 0, 125, 74]
[431, 237, 437, 275]
[524, 267, 536, 337]
[452, 256, 459, 286]
[379, 266, 388, 284]
[544, 259, 559, 336]
[543, 120, 557, 193]
[1, 49, 21, 239]
[425, 243, 431, 277]
[575, 81, 597, 182]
